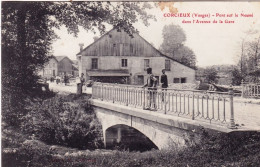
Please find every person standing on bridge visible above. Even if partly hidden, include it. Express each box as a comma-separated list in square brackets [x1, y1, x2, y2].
[161, 69, 168, 102]
[142, 67, 158, 110]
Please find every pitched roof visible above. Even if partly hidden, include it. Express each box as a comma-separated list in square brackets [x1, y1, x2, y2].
[72, 60, 78, 65]
[134, 33, 196, 70]
[77, 28, 196, 70]
[53, 56, 74, 64]
[55, 56, 66, 62]
[76, 28, 114, 56]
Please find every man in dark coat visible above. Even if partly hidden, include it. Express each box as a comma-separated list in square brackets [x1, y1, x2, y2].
[160, 69, 168, 102]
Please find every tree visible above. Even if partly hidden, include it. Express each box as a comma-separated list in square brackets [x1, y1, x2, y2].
[174, 46, 197, 68]
[231, 68, 243, 85]
[203, 67, 219, 84]
[1, 1, 155, 125]
[160, 24, 186, 55]
[238, 29, 260, 82]
[159, 24, 196, 68]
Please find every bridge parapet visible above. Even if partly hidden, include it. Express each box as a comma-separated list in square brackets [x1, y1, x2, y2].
[92, 83, 236, 129]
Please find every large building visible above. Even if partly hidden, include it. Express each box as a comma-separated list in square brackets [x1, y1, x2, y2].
[76, 28, 196, 85]
[38, 56, 78, 78]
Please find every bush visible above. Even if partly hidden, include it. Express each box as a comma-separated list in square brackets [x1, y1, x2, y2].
[21, 94, 103, 150]
[2, 87, 56, 128]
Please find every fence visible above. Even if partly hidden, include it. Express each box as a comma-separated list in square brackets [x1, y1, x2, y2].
[92, 83, 236, 128]
[241, 82, 260, 98]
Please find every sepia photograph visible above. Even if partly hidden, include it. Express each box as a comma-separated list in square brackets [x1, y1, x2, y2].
[2, 1, 260, 166]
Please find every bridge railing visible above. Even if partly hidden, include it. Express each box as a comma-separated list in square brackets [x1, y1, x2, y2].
[92, 83, 236, 128]
[241, 82, 260, 98]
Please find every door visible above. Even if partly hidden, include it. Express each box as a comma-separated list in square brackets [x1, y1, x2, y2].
[53, 70, 55, 76]
[137, 75, 144, 85]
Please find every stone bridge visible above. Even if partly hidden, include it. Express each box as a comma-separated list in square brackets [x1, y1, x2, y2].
[91, 83, 250, 150]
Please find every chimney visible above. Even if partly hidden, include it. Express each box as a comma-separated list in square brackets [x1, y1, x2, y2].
[79, 43, 84, 51]
[93, 36, 99, 42]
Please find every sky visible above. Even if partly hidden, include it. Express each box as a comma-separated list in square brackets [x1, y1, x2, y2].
[52, 2, 260, 67]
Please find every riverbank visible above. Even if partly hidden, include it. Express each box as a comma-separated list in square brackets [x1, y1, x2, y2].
[2, 122, 260, 167]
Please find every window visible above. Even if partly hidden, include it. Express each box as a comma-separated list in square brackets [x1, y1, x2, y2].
[173, 78, 180, 83]
[53, 63, 55, 68]
[181, 78, 186, 83]
[121, 59, 127, 67]
[137, 75, 144, 85]
[165, 60, 171, 71]
[92, 58, 98, 69]
[173, 77, 187, 83]
[144, 59, 150, 71]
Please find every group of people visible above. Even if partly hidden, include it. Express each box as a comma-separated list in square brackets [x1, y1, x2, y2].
[50, 74, 70, 85]
[142, 67, 168, 110]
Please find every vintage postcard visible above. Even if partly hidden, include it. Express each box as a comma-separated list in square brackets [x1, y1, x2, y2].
[2, 1, 260, 166]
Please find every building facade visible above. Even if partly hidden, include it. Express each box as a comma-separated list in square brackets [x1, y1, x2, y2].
[77, 29, 196, 85]
[38, 56, 78, 78]
[38, 57, 58, 78]
[55, 56, 74, 76]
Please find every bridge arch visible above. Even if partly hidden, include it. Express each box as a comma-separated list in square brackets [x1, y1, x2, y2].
[105, 124, 158, 151]
[95, 107, 188, 149]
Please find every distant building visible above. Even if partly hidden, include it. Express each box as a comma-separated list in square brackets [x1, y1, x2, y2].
[72, 60, 79, 77]
[76, 28, 196, 85]
[38, 56, 78, 78]
[38, 56, 58, 78]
